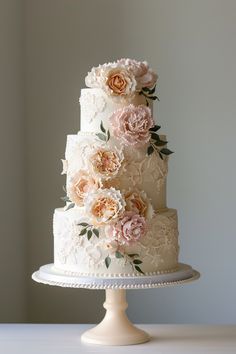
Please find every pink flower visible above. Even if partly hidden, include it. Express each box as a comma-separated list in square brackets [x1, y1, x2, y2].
[107, 211, 147, 245]
[109, 104, 154, 146]
[138, 69, 158, 89]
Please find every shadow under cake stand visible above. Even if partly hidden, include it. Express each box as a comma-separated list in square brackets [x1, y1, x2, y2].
[32, 262, 200, 346]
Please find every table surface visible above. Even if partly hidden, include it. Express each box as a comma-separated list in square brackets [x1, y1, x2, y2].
[0, 324, 235, 354]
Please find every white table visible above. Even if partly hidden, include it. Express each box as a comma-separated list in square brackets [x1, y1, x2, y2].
[0, 324, 235, 353]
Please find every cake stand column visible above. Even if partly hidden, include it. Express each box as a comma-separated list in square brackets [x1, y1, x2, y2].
[81, 288, 149, 345]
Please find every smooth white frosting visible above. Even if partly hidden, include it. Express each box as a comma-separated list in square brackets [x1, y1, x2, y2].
[53, 207, 179, 276]
[79, 88, 151, 132]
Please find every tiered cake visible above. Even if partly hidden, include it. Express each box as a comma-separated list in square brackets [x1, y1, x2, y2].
[53, 59, 179, 276]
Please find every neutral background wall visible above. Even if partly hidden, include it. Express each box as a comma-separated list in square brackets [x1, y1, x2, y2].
[1, 0, 236, 323]
[0, 0, 27, 322]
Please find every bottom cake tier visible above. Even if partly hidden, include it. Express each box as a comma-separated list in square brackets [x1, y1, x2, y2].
[53, 207, 179, 276]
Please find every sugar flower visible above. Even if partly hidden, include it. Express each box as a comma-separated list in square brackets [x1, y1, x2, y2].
[67, 170, 101, 207]
[84, 188, 126, 225]
[124, 189, 154, 220]
[109, 104, 155, 146]
[106, 211, 147, 245]
[85, 59, 158, 96]
[89, 146, 124, 179]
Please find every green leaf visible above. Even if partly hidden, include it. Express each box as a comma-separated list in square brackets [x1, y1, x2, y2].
[87, 229, 93, 240]
[105, 256, 111, 269]
[148, 85, 156, 95]
[77, 222, 89, 227]
[100, 121, 106, 133]
[115, 251, 124, 259]
[135, 265, 145, 274]
[149, 125, 161, 132]
[148, 96, 158, 101]
[142, 87, 150, 93]
[133, 259, 143, 265]
[93, 228, 99, 238]
[154, 140, 167, 147]
[106, 130, 110, 141]
[96, 133, 107, 142]
[128, 253, 139, 258]
[65, 203, 75, 211]
[60, 196, 71, 202]
[79, 228, 87, 236]
[151, 132, 160, 140]
[147, 145, 154, 156]
[160, 148, 174, 155]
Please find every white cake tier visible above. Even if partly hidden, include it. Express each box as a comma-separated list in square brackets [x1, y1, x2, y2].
[53, 207, 179, 276]
[79, 88, 150, 132]
[65, 133, 168, 211]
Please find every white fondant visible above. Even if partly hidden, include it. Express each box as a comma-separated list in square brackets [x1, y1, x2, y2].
[53, 207, 179, 276]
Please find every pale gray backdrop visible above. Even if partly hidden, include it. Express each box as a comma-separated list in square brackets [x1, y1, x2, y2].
[1, 0, 236, 323]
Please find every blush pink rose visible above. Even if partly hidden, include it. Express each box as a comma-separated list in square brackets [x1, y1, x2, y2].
[138, 69, 158, 88]
[107, 211, 147, 245]
[109, 104, 154, 146]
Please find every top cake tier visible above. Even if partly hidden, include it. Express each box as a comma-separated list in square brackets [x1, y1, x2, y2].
[80, 88, 149, 132]
[80, 58, 158, 132]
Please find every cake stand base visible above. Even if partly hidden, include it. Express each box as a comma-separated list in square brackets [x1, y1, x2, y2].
[32, 263, 200, 346]
[81, 289, 149, 345]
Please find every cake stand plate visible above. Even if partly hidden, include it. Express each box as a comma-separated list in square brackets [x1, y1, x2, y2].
[32, 263, 199, 289]
[32, 263, 199, 346]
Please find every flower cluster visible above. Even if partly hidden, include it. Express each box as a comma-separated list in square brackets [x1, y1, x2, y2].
[60, 59, 168, 274]
[85, 58, 157, 97]
[109, 104, 154, 146]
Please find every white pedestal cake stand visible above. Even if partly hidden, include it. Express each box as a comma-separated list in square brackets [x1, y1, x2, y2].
[32, 263, 200, 346]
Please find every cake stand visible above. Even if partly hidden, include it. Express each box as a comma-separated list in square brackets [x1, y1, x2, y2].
[32, 262, 199, 346]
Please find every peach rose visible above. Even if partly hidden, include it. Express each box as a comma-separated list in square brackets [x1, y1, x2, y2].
[84, 188, 126, 225]
[106, 68, 136, 96]
[90, 147, 123, 179]
[67, 170, 101, 206]
[109, 104, 155, 146]
[124, 190, 154, 220]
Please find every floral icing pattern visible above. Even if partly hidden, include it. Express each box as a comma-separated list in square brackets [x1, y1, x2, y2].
[79, 90, 106, 123]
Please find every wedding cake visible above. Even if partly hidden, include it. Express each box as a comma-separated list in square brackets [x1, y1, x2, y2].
[53, 59, 179, 277]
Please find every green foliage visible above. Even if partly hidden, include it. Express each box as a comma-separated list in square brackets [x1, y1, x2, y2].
[96, 120, 110, 142]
